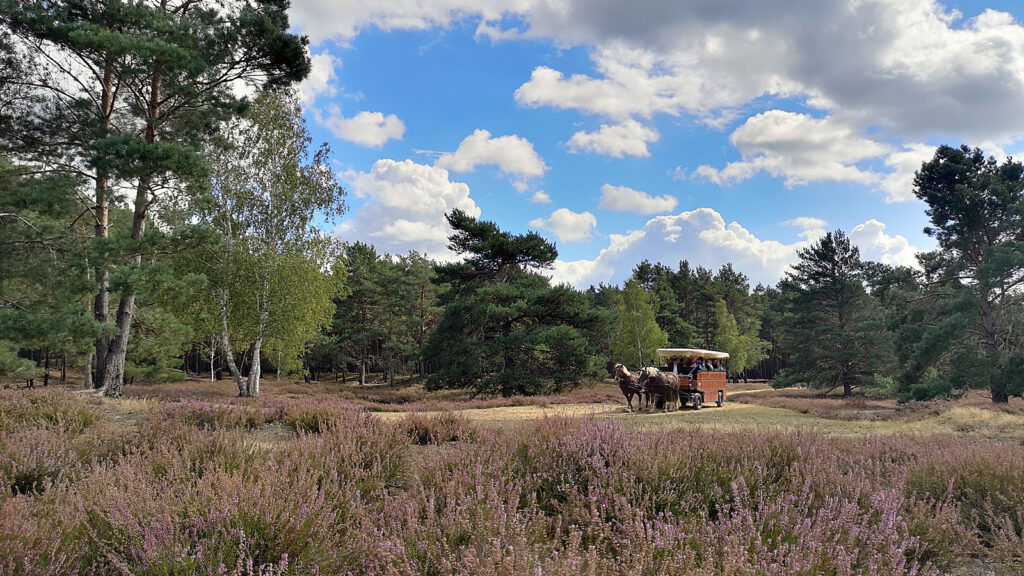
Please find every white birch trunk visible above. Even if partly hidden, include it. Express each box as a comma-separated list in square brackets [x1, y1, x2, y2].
[220, 288, 245, 395]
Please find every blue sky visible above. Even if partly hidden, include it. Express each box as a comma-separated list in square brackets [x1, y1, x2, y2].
[288, 0, 1024, 288]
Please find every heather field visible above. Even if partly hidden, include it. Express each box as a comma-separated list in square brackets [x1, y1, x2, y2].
[1, 380, 1023, 575]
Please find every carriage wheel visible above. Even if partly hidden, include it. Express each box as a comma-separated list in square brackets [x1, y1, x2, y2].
[716, 390, 724, 408]
[692, 392, 704, 410]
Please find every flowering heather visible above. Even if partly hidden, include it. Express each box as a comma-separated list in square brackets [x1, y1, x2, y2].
[0, 389, 1022, 574]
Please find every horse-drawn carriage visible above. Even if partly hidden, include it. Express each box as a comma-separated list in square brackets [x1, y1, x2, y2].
[614, 348, 729, 412]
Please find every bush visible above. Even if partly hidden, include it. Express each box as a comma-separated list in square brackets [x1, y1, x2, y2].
[400, 412, 477, 445]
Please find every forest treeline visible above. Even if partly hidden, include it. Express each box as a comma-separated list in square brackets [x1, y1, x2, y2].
[1, 2, 1022, 402]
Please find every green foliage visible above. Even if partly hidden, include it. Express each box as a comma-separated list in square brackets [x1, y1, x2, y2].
[713, 298, 769, 375]
[426, 211, 601, 396]
[0, 343, 38, 380]
[610, 281, 668, 367]
[898, 145, 1024, 402]
[776, 231, 892, 396]
[0, 160, 97, 377]
[203, 90, 346, 393]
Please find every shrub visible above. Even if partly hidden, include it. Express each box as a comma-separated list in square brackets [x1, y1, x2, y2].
[400, 412, 478, 445]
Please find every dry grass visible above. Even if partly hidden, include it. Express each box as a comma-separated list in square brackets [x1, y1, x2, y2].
[12, 375, 1024, 444]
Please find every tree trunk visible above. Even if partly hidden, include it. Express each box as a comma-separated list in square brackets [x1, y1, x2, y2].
[43, 350, 50, 387]
[979, 301, 1008, 403]
[60, 355, 66, 382]
[246, 337, 263, 397]
[83, 353, 93, 389]
[209, 336, 216, 382]
[219, 289, 245, 395]
[93, 59, 115, 390]
[100, 57, 162, 397]
[100, 174, 150, 397]
[243, 276, 270, 397]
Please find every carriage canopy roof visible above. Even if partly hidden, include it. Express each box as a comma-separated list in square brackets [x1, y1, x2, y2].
[657, 348, 730, 360]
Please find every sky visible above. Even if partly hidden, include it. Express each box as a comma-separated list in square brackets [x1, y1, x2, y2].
[286, 0, 1024, 288]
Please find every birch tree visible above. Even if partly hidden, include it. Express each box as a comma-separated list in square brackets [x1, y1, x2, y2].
[610, 280, 668, 368]
[206, 90, 345, 397]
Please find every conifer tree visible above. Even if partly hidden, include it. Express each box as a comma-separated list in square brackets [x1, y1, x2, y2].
[776, 231, 891, 397]
[425, 210, 599, 396]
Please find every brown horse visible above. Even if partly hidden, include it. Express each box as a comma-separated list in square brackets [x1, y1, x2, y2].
[637, 367, 680, 412]
[613, 363, 645, 412]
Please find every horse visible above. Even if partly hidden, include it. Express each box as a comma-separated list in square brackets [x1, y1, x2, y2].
[637, 367, 681, 412]
[613, 363, 646, 412]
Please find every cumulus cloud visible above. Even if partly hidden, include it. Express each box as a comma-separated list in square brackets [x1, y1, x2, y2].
[529, 208, 597, 243]
[543, 208, 922, 288]
[530, 190, 552, 204]
[695, 111, 890, 187]
[850, 219, 921, 268]
[288, 1, 1024, 196]
[316, 107, 405, 148]
[291, 1, 1024, 152]
[567, 119, 660, 158]
[880, 143, 936, 203]
[781, 216, 828, 230]
[516, 2, 1024, 141]
[598, 184, 677, 215]
[298, 51, 340, 105]
[335, 159, 480, 260]
[545, 208, 809, 288]
[436, 129, 547, 178]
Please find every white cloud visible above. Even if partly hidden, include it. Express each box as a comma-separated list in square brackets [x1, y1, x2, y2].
[316, 107, 405, 148]
[514, 2, 1024, 142]
[695, 111, 890, 187]
[436, 129, 547, 177]
[545, 208, 810, 288]
[781, 216, 828, 230]
[850, 219, 921, 268]
[292, 1, 1024, 153]
[288, 0, 536, 45]
[335, 159, 480, 260]
[530, 190, 552, 204]
[298, 51, 340, 105]
[475, 19, 523, 42]
[598, 184, 677, 215]
[513, 46, 723, 121]
[543, 208, 921, 288]
[567, 119, 660, 158]
[529, 208, 597, 243]
[880, 143, 936, 203]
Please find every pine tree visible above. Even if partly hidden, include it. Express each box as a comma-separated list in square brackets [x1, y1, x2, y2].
[900, 145, 1024, 402]
[776, 231, 891, 397]
[425, 210, 599, 396]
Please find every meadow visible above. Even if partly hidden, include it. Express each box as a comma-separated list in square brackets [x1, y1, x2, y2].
[1, 378, 1022, 575]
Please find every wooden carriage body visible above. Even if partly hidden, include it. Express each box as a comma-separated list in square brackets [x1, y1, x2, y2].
[657, 348, 729, 408]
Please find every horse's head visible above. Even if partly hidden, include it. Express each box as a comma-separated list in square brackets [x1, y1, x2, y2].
[637, 366, 659, 386]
